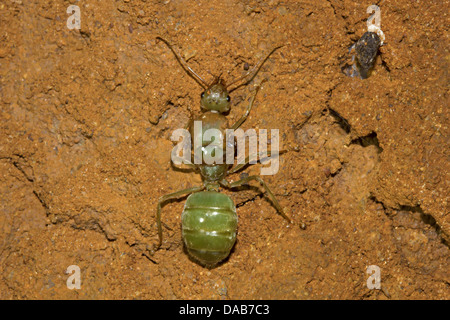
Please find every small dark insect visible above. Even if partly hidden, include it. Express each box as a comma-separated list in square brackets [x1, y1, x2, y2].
[354, 31, 381, 78]
[155, 36, 291, 267]
[343, 31, 381, 79]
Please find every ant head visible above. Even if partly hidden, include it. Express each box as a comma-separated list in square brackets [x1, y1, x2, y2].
[156, 36, 283, 114]
[200, 78, 231, 113]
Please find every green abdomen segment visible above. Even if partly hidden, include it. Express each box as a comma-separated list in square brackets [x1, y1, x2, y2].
[182, 191, 237, 266]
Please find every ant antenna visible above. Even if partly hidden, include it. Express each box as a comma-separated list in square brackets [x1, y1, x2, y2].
[227, 45, 283, 93]
[156, 36, 209, 89]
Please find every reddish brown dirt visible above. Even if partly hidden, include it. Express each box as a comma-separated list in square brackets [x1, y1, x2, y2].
[0, 0, 448, 299]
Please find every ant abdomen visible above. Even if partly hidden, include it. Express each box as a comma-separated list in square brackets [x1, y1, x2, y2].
[182, 191, 238, 266]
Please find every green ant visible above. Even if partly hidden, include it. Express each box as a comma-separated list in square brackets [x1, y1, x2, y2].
[155, 36, 291, 267]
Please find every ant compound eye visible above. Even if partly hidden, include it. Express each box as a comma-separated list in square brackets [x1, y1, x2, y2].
[226, 96, 230, 102]
[201, 92, 205, 98]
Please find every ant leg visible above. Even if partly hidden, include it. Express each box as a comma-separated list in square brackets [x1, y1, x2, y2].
[230, 79, 267, 130]
[230, 107, 309, 172]
[156, 185, 205, 250]
[229, 117, 308, 173]
[171, 153, 197, 170]
[220, 176, 291, 223]
[228, 149, 282, 174]
[171, 161, 197, 171]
